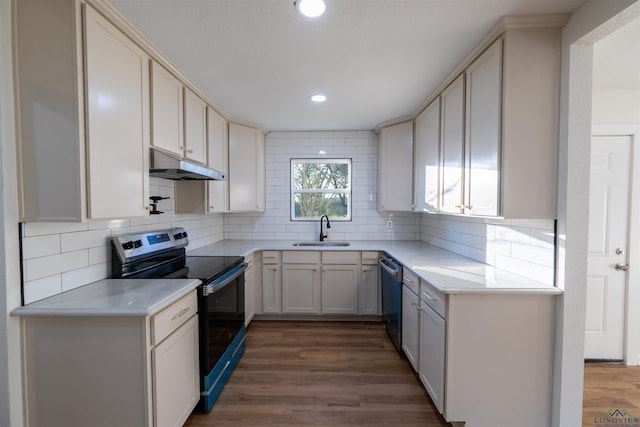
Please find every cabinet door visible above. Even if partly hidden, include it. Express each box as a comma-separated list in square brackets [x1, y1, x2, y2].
[439, 75, 465, 214]
[228, 123, 265, 212]
[244, 262, 256, 324]
[465, 39, 502, 216]
[207, 107, 228, 213]
[84, 6, 150, 219]
[262, 265, 282, 313]
[151, 62, 184, 156]
[359, 265, 380, 315]
[419, 301, 446, 414]
[282, 264, 320, 314]
[402, 285, 420, 371]
[378, 121, 414, 211]
[152, 315, 199, 427]
[183, 88, 207, 164]
[322, 265, 359, 314]
[414, 98, 440, 213]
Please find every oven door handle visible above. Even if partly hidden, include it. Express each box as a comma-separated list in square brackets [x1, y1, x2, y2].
[205, 262, 248, 295]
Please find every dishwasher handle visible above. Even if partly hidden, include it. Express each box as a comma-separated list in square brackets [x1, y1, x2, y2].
[379, 256, 403, 281]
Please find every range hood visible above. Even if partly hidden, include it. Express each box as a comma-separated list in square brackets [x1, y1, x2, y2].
[149, 148, 226, 181]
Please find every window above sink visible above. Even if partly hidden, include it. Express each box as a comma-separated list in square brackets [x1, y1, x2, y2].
[290, 158, 352, 221]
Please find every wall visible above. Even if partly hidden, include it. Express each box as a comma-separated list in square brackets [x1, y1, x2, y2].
[223, 131, 421, 241]
[1, 0, 24, 423]
[20, 177, 224, 304]
[554, 1, 640, 426]
[420, 215, 555, 285]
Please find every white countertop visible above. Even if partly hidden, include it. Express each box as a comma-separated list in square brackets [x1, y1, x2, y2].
[188, 240, 561, 295]
[11, 278, 201, 317]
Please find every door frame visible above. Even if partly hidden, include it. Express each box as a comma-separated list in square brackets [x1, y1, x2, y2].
[592, 124, 640, 365]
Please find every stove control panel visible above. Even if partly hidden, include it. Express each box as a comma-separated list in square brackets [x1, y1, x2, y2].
[112, 227, 189, 262]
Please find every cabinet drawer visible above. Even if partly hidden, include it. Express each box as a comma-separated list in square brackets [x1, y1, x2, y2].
[361, 251, 379, 265]
[420, 280, 446, 318]
[152, 290, 198, 345]
[282, 251, 321, 264]
[262, 251, 280, 264]
[322, 251, 359, 265]
[403, 268, 420, 295]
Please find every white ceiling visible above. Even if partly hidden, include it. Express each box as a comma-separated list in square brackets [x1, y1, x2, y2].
[107, 0, 587, 131]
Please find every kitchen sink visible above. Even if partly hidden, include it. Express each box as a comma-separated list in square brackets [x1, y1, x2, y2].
[292, 241, 350, 247]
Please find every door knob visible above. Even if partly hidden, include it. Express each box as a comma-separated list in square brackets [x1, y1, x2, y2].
[615, 263, 630, 272]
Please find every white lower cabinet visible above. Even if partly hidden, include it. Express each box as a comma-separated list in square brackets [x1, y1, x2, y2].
[261, 251, 379, 316]
[402, 271, 557, 427]
[418, 300, 445, 414]
[402, 284, 421, 372]
[282, 264, 321, 313]
[152, 316, 200, 427]
[20, 290, 199, 427]
[244, 254, 260, 324]
[322, 264, 359, 314]
[359, 264, 380, 315]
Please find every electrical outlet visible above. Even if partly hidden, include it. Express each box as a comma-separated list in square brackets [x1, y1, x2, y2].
[386, 219, 393, 230]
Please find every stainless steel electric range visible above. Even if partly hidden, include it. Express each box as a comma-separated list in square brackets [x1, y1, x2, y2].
[111, 228, 246, 413]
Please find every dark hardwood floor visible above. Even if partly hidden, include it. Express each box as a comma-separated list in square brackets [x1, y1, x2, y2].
[583, 362, 640, 427]
[185, 321, 450, 427]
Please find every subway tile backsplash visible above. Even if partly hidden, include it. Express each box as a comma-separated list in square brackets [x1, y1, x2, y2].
[223, 131, 421, 241]
[420, 215, 556, 285]
[21, 130, 556, 303]
[21, 177, 224, 304]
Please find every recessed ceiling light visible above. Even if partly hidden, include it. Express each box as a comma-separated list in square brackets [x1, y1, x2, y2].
[310, 94, 327, 103]
[295, 0, 326, 18]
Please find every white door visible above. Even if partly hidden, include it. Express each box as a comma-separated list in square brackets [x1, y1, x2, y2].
[585, 135, 632, 360]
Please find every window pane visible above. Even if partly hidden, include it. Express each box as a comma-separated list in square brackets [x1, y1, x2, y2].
[293, 162, 349, 190]
[294, 193, 349, 218]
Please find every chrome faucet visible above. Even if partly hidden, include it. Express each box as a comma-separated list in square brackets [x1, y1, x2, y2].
[319, 215, 331, 241]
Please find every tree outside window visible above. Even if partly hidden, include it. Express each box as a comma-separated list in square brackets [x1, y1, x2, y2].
[291, 159, 351, 221]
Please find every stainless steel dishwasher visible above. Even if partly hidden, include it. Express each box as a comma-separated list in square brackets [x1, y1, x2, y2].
[379, 253, 403, 351]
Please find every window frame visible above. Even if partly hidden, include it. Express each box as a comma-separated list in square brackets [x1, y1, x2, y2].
[290, 158, 352, 222]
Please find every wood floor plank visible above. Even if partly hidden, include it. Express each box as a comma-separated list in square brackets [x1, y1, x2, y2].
[583, 362, 640, 427]
[185, 321, 450, 427]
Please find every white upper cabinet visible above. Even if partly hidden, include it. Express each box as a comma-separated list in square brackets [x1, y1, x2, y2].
[228, 123, 265, 212]
[414, 98, 440, 213]
[439, 75, 465, 214]
[207, 107, 228, 213]
[84, 6, 150, 219]
[14, 0, 151, 221]
[413, 20, 563, 219]
[151, 63, 207, 164]
[378, 121, 414, 212]
[464, 39, 502, 217]
[183, 88, 207, 164]
[151, 62, 185, 157]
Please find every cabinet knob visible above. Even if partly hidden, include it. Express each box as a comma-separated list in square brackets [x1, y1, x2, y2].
[187, 149, 193, 154]
[144, 205, 151, 211]
[210, 206, 215, 209]
[465, 205, 473, 210]
[273, 268, 277, 272]
[257, 204, 261, 209]
[179, 146, 185, 151]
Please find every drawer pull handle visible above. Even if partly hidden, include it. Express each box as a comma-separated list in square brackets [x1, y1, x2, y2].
[423, 292, 438, 301]
[171, 307, 190, 320]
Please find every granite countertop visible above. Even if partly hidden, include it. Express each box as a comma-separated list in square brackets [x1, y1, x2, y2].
[188, 240, 562, 295]
[11, 278, 201, 317]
